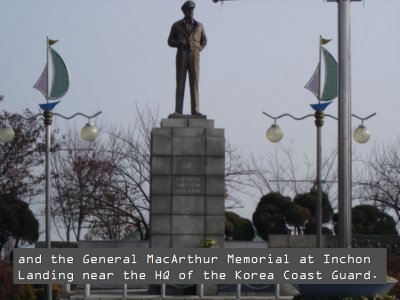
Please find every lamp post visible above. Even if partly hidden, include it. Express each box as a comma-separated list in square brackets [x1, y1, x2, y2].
[212, 0, 364, 250]
[1, 108, 101, 300]
[263, 111, 375, 247]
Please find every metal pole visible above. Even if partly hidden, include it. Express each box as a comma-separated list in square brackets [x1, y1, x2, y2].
[44, 110, 53, 300]
[315, 110, 324, 248]
[236, 284, 241, 298]
[123, 284, 128, 297]
[161, 284, 166, 298]
[275, 283, 280, 299]
[85, 284, 90, 297]
[199, 284, 204, 298]
[337, 0, 352, 248]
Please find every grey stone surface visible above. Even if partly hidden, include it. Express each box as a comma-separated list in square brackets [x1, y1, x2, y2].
[172, 196, 205, 214]
[172, 215, 204, 234]
[205, 216, 225, 235]
[150, 235, 171, 248]
[173, 136, 205, 156]
[206, 157, 225, 176]
[160, 118, 188, 128]
[206, 196, 225, 215]
[151, 157, 171, 175]
[206, 176, 225, 195]
[173, 157, 205, 175]
[151, 135, 172, 156]
[206, 128, 224, 137]
[188, 118, 214, 128]
[151, 127, 172, 137]
[151, 215, 171, 234]
[206, 137, 225, 156]
[151, 176, 171, 195]
[150, 119, 225, 249]
[173, 127, 205, 137]
[172, 176, 205, 195]
[171, 234, 204, 248]
[150, 195, 171, 214]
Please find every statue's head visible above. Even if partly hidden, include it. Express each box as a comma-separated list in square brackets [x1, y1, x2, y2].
[181, 1, 195, 13]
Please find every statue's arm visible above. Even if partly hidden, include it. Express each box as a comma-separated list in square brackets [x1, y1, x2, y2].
[168, 24, 180, 48]
[200, 25, 207, 51]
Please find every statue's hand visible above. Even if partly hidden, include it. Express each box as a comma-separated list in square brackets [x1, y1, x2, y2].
[180, 39, 192, 50]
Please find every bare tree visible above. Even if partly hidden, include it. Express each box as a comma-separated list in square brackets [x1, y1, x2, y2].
[354, 138, 400, 225]
[101, 103, 157, 240]
[51, 131, 114, 241]
[246, 143, 338, 204]
[50, 103, 256, 240]
[224, 140, 256, 209]
[0, 109, 44, 200]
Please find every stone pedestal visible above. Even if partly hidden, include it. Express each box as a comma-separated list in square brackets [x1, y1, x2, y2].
[150, 118, 225, 248]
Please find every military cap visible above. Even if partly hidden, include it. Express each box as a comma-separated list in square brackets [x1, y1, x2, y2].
[181, 0, 195, 10]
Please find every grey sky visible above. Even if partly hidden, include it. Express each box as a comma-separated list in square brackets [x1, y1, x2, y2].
[1, 0, 400, 220]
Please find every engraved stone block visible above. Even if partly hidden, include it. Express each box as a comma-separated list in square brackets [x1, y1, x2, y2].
[150, 119, 226, 249]
[173, 157, 205, 175]
[172, 215, 204, 234]
[172, 176, 205, 195]
[172, 196, 205, 214]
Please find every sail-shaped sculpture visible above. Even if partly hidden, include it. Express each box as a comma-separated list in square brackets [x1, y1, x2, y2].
[34, 38, 69, 111]
[305, 37, 338, 112]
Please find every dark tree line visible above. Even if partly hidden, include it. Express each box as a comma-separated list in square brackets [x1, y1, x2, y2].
[252, 191, 397, 241]
[252, 191, 334, 241]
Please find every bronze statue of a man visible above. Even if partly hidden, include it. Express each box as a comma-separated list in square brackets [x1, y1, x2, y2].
[168, 0, 207, 116]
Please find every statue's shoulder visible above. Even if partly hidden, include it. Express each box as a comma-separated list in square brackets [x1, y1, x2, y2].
[194, 20, 205, 30]
[172, 19, 185, 28]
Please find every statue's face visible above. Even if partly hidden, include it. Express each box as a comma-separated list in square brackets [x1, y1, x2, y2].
[183, 7, 194, 19]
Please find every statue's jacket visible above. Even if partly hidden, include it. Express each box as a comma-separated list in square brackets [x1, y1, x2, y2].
[168, 18, 207, 52]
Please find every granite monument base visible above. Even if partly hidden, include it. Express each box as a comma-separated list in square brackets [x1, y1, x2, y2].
[149, 117, 225, 249]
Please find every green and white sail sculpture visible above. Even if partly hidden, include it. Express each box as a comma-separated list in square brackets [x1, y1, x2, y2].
[34, 38, 69, 111]
[305, 36, 338, 111]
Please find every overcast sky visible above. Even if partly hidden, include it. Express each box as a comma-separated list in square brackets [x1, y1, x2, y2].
[1, 0, 400, 221]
